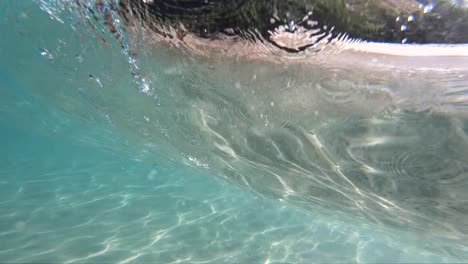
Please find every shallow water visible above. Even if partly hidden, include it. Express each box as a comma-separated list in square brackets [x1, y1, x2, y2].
[1, 0, 468, 262]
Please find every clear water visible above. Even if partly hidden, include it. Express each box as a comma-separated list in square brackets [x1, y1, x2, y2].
[1, 1, 468, 263]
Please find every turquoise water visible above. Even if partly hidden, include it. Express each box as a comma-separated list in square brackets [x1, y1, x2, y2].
[1, 1, 468, 263]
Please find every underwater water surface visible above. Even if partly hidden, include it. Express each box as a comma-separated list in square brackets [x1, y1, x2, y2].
[1, 0, 468, 263]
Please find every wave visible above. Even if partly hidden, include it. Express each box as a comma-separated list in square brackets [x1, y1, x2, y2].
[20, 0, 468, 254]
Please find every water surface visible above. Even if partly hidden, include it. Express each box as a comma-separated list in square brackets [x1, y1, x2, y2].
[1, 0, 468, 262]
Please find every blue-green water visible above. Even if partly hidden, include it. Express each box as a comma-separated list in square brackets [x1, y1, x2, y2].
[1, 1, 468, 263]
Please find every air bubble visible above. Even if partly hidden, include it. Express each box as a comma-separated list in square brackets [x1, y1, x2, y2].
[424, 4, 434, 13]
[39, 48, 53, 59]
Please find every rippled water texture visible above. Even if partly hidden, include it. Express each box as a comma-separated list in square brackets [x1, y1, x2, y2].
[1, 0, 468, 262]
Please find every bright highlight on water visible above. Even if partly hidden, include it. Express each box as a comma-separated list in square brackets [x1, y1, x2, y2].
[1, 0, 468, 263]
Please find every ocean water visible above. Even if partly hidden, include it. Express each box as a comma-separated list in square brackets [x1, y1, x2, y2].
[1, 1, 468, 263]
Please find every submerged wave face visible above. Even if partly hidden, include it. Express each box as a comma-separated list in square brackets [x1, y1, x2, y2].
[1, 0, 468, 262]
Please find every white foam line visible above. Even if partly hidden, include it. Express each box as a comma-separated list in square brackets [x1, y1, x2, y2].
[232, 155, 295, 195]
[138, 229, 170, 251]
[219, 158, 252, 188]
[199, 109, 230, 146]
[219, 215, 233, 225]
[238, 153, 360, 205]
[368, 193, 432, 221]
[252, 163, 296, 196]
[214, 142, 238, 159]
[286, 159, 338, 184]
[270, 140, 286, 160]
[306, 132, 364, 195]
[65, 244, 111, 264]
[166, 257, 193, 264]
[236, 154, 368, 212]
[304, 132, 422, 219]
[117, 253, 143, 264]
[359, 136, 390, 147]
